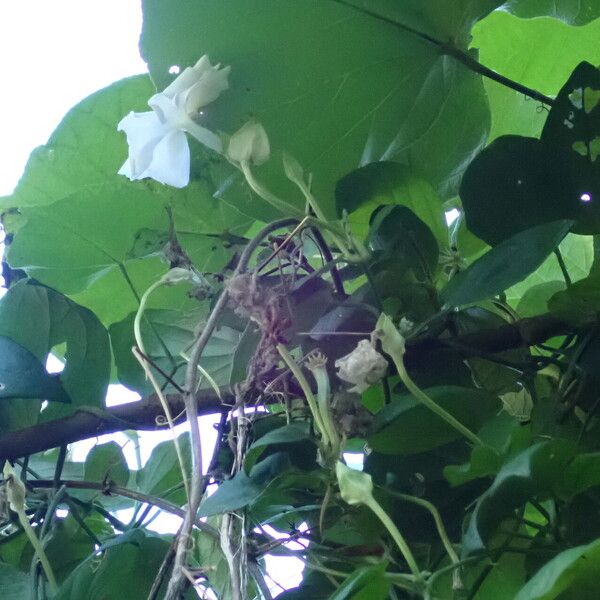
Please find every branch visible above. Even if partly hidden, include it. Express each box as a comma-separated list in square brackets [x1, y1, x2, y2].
[0, 388, 232, 461]
[0, 313, 572, 461]
[27, 479, 218, 539]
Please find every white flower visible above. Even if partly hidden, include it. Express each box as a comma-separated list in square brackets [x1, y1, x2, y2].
[227, 121, 270, 166]
[335, 339, 388, 393]
[118, 55, 230, 188]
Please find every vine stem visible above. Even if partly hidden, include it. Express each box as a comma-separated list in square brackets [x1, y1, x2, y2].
[133, 278, 191, 502]
[331, 0, 554, 106]
[383, 489, 459, 565]
[396, 357, 483, 447]
[165, 218, 301, 600]
[365, 496, 422, 580]
[554, 248, 572, 287]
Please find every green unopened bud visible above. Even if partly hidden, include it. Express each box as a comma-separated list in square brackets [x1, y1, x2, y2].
[3, 464, 26, 513]
[336, 461, 373, 506]
[227, 121, 270, 166]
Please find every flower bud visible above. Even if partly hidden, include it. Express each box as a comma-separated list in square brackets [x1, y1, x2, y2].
[227, 121, 270, 166]
[336, 461, 374, 506]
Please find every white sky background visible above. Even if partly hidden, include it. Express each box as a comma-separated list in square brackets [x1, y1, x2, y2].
[0, 1, 304, 593]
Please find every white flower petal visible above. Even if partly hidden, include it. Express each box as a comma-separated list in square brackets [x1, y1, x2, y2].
[139, 129, 191, 188]
[183, 64, 231, 113]
[117, 110, 170, 180]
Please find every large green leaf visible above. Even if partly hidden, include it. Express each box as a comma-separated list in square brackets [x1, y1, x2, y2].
[109, 308, 241, 395]
[3, 76, 250, 326]
[141, 0, 492, 211]
[460, 137, 580, 244]
[368, 386, 500, 455]
[54, 530, 172, 600]
[0, 563, 30, 600]
[514, 538, 600, 600]
[442, 220, 572, 306]
[472, 12, 600, 142]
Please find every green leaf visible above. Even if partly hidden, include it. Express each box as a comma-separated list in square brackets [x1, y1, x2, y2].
[506, 233, 593, 305]
[442, 220, 572, 306]
[0, 563, 30, 600]
[335, 162, 448, 245]
[463, 440, 576, 555]
[558, 452, 600, 498]
[0, 336, 69, 403]
[460, 137, 580, 244]
[54, 530, 172, 600]
[501, 0, 600, 25]
[199, 452, 290, 517]
[84, 441, 129, 487]
[244, 422, 314, 473]
[368, 386, 500, 455]
[516, 281, 566, 317]
[136, 432, 191, 505]
[0, 281, 109, 414]
[141, 0, 491, 210]
[368, 205, 439, 282]
[514, 538, 600, 600]
[548, 269, 600, 324]
[109, 308, 241, 395]
[329, 563, 390, 600]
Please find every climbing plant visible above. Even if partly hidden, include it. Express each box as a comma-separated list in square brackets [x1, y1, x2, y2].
[2, 1, 600, 598]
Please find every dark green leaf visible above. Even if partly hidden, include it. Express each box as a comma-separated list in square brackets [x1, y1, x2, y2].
[368, 386, 500, 455]
[199, 452, 290, 517]
[335, 162, 448, 244]
[0, 280, 109, 416]
[442, 220, 572, 306]
[368, 205, 439, 282]
[0, 336, 69, 403]
[463, 441, 576, 555]
[461, 137, 579, 244]
[244, 422, 314, 473]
